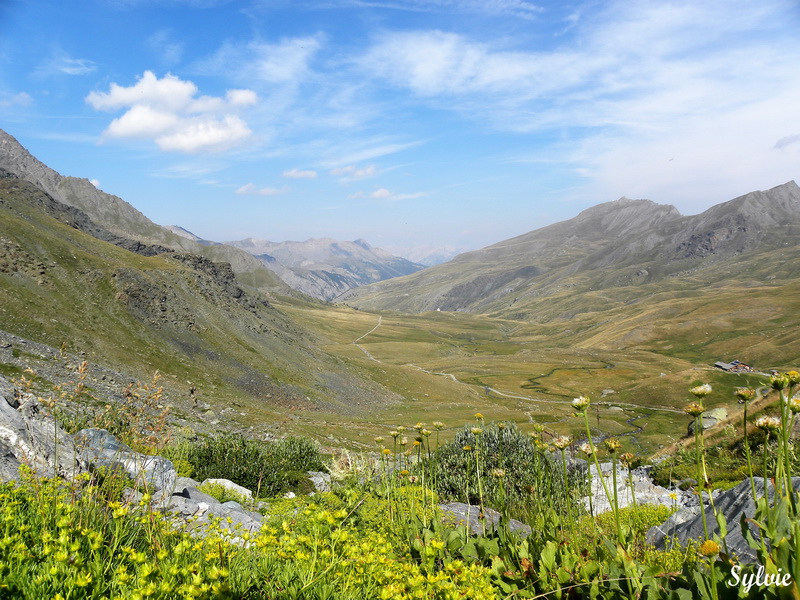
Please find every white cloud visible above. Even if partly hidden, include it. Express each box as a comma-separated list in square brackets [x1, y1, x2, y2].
[370, 187, 392, 199]
[0, 92, 33, 107]
[90, 179, 101, 189]
[86, 71, 257, 153]
[236, 183, 286, 196]
[368, 187, 424, 201]
[358, 0, 800, 210]
[330, 164, 378, 180]
[283, 168, 317, 179]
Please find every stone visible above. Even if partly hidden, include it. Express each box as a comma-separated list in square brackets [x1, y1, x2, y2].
[307, 471, 331, 493]
[439, 502, 531, 538]
[201, 477, 253, 499]
[73, 428, 176, 494]
[583, 462, 682, 515]
[0, 386, 84, 480]
[688, 407, 728, 435]
[646, 478, 800, 563]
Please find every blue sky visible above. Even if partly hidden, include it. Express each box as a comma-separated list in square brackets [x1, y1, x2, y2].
[1, 0, 799, 261]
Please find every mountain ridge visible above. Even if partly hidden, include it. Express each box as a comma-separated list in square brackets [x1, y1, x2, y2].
[338, 181, 800, 316]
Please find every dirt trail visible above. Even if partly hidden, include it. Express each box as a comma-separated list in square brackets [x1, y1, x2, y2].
[352, 316, 382, 361]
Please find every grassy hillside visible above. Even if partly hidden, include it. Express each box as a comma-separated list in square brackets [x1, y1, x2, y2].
[0, 176, 400, 434]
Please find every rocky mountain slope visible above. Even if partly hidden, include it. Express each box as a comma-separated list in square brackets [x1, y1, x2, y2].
[227, 237, 425, 301]
[0, 129, 291, 298]
[340, 182, 800, 317]
[0, 151, 400, 420]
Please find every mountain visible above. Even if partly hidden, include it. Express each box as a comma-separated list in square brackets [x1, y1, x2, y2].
[0, 135, 400, 420]
[226, 237, 425, 301]
[339, 181, 800, 316]
[0, 130, 291, 297]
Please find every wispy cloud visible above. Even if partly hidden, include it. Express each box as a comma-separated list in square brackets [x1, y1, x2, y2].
[35, 49, 96, 77]
[86, 71, 257, 153]
[236, 183, 287, 196]
[282, 168, 317, 179]
[146, 29, 185, 65]
[0, 92, 33, 107]
[330, 164, 378, 180]
[341, 0, 543, 20]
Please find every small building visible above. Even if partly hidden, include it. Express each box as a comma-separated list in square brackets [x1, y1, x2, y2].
[714, 359, 754, 373]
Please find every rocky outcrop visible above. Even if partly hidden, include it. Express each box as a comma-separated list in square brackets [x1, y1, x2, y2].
[582, 462, 690, 515]
[439, 502, 532, 538]
[646, 478, 800, 563]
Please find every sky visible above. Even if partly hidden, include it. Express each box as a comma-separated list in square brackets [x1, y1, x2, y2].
[1, 0, 799, 262]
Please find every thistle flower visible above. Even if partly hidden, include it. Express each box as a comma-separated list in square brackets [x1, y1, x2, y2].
[771, 373, 790, 390]
[788, 371, 800, 385]
[389, 430, 399, 438]
[755, 415, 781, 432]
[735, 387, 755, 402]
[374, 436, 385, 445]
[689, 384, 713, 398]
[533, 423, 545, 433]
[432, 421, 445, 430]
[604, 438, 622, 453]
[400, 436, 408, 446]
[789, 396, 800, 413]
[699, 539, 721, 557]
[572, 396, 590, 412]
[471, 427, 483, 435]
[408, 475, 419, 483]
[552, 435, 571, 450]
[414, 422, 425, 431]
[396, 426, 407, 433]
[497, 423, 506, 430]
[421, 429, 432, 437]
[490, 468, 506, 478]
[619, 453, 635, 468]
[684, 402, 705, 417]
[579, 442, 594, 456]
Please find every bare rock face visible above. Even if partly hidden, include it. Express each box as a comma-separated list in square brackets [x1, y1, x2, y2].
[0, 378, 85, 479]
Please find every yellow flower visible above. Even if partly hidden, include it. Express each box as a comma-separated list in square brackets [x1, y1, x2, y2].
[74, 573, 92, 587]
[684, 402, 705, 417]
[604, 438, 622, 453]
[699, 539, 720, 556]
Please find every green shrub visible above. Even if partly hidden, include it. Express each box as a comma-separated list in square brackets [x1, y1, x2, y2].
[424, 422, 574, 519]
[197, 481, 252, 507]
[186, 434, 327, 497]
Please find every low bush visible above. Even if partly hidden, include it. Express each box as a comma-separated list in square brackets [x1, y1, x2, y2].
[186, 434, 327, 497]
[424, 421, 575, 519]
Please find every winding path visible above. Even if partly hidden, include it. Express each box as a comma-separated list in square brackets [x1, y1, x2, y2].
[351, 316, 382, 361]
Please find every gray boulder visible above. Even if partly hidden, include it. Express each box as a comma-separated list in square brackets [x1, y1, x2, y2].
[439, 502, 531, 538]
[307, 470, 331, 493]
[73, 428, 176, 494]
[584, 462, 681, 514]
[0, 383, 84, 480]
[646, 478, 800, 563]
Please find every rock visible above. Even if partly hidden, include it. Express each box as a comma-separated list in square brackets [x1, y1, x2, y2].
[177, 486, 219, 505]
[583, 462, 682, 514]
[646, 478, 800, 563]
[73, 428, 176, 494]
[688, 407, 728, 435]
[307, 470, 331, 493]
[200, 477, 253, 499]
[439, 502, 531, 538]
[0, 385, 84, 480]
